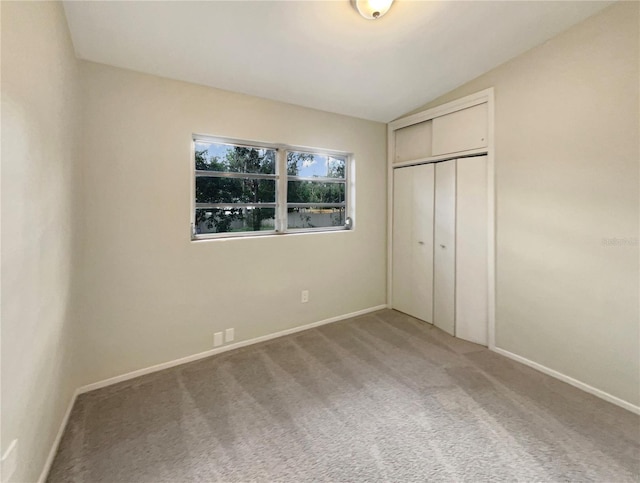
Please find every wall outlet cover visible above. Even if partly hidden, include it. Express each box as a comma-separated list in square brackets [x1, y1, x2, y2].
[213, 332, 223, 347]
[225, 328, 234, 342]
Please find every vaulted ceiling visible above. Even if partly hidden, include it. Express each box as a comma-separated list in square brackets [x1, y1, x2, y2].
[63, 1, 612, 122]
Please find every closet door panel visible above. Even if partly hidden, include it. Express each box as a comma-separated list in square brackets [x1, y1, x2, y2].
[456, 156, 488, 345]
[394, 121, 432, 163]
[432, 103, 487, 156]
[392, 164, 434, 322]
[392, 166, 414, 317]
[433, 160, 456, 335]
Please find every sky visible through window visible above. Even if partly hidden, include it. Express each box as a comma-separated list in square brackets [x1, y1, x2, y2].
[290, 153, 344, 178]
[195, 142, 344, 179]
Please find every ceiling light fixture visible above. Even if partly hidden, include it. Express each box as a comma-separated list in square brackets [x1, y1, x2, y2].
[351, 0, 394, 20]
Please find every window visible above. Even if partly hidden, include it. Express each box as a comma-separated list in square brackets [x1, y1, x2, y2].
[193, 136, 351, 239]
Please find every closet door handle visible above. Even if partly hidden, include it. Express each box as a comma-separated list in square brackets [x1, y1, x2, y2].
[440, 244, 446, 249]
[418, 241, 425, 245]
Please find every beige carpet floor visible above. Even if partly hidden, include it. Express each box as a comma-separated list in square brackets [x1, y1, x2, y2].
[48, 309, 639, 482]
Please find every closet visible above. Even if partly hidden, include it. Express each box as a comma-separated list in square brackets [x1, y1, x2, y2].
[389, 91, 492, 346]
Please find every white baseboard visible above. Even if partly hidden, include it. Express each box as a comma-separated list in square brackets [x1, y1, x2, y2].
[492, 346, 640, 415]
[49, 306, 638, 483]
[38, 304, 387, 483]
[78, 304, 388, 395]
[37, 389, 80, 483]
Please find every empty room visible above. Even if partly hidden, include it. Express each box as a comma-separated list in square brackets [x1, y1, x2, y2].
[2, 0, 639, 481]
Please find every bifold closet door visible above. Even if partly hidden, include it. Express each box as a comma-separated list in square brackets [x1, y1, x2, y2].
[392, 164, 434, 323]
[456, 156, 489, 345]
[433, 160, 456, 336]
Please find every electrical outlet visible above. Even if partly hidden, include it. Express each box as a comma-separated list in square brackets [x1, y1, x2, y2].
[301, 290, 309, 303]
[213, 332, 223, 347]
[1, 439, 17, 483]
[225, 328, 234, 343]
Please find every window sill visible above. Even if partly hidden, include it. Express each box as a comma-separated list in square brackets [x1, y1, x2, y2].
[191, 226, 351, 242]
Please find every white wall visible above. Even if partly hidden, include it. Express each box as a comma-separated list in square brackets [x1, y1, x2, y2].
[1, 2, 82, 481]
[4, 3, 634, 481]
[75, 62, 387, 385]
[403, 2, 639, 407]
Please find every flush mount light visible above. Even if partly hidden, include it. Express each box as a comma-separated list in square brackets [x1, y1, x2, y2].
[351, 0, 394, 20]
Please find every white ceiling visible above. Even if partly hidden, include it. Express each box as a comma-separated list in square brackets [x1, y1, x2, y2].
[63, 1, 612, 122]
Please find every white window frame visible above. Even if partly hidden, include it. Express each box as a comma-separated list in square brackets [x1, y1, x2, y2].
[191, 134, 353, 240]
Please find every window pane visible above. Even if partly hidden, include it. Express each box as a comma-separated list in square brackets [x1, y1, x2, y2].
[196, 177, 276, 204]
[195, 141, 276, 174]
[287, 207, 345, 229]
[287, 181, 345, 204]
[195, 207, 276, 234]
[287, 152, 345, 179]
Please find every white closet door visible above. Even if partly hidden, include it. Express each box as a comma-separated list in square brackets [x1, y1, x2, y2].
[394, 120, 432, 163]
[433, 160, 456, 335]
[456, 156, 488, 345]
[392, 164, 434, 323]
[432, 103, 488, 156]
